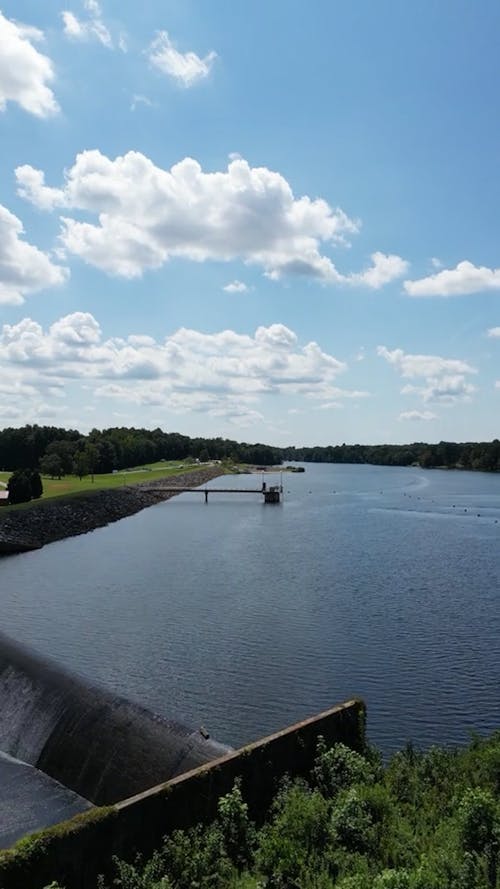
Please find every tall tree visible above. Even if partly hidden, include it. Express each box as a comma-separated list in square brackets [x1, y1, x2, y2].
[7, 471, 32, 504]
[40, 454, 63, 479]
[29, 470, 43, 499]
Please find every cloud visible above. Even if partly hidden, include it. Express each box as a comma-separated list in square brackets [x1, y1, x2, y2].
[317, 401, 343, 410]
[61, 1, 112, 48]
[349, 251, 409, 289]
[399, 410, 437, 421]
[148, 31, 217, 86]
[0, 314, 356, 424]
[487, 326, 500, 338]
[223, 280, 248, 293]
[404, 261, 500, 297]
[0, 404, 23, 420]
[0, 12, 59, 117]
[130, 94, 153, 112]
[0, 204, 68, 305]
[376, 346, 475, 379]
[84, 0, 101, 14]
[401, 377, 476, 404]
[15, 150, 403, 286]
[16, 165, 65, 211]
[378, 345, 477, 405]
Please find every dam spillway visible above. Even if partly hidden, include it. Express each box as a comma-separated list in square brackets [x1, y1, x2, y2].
[0, 632, 229, 846]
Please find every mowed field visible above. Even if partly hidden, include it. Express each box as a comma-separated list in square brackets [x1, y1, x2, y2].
[0, 461, 210, 505]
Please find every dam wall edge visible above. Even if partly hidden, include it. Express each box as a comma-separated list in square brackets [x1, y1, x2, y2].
[0, 698, 365, 889]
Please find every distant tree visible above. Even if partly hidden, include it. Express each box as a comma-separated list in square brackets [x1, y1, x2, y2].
[7, 470, 32, 504]
[40, 454, 63, 479]
[95, 439, 117, 473]
[45, 439, 78, 474]
[73, 452, 89, 480]
[29, 470, 43, 499]
[84, 443, 99, 482]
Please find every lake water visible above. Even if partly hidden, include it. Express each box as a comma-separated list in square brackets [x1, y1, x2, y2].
[0, 464, 498, 756]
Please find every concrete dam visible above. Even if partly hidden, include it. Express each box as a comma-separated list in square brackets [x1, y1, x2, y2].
[0, 632, 229, 847]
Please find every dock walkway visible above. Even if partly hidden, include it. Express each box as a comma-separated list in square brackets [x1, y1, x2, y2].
[148, 484, 282, 503]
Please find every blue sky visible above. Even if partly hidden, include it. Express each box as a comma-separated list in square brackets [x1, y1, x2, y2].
[1, 0, 499, 446]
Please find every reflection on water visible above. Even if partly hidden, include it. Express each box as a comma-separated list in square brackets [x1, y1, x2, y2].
[0, 464, 499, 755]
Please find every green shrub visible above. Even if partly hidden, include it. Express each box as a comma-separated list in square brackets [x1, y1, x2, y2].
[330, 789, 376, 855]
[457, 789, 498, 856]
[99, 852, 171, 889]
[256, 782, 330, 887]
[312, 740, 375, 798]
[162, 823, 233, 888]
[217, 779, 256, 869]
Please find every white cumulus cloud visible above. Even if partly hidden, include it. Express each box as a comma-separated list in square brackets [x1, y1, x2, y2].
[487, 326, 500, 338]
[0, 12, 59, 117]
[404, 260, 500, 297]
[223, 280, 248, 293]
[16, 165, 65, 211]
[148, 31, 217, 86]
[0, 204, 68, 305]
[15, 150, 405, 287]
[377, 346, 475, 379]
[378, 345, 477, 406]
[0, 315, 357, 424]
[401, 376, 476, 404]
[349, 251, 409, 289]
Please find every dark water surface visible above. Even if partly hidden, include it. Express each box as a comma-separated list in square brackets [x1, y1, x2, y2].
[1, 464, 499, 756]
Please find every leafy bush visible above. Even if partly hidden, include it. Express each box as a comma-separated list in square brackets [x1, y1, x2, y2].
[256, 781, 330, 887]
[217, 779, 255, 868]
[312, 739, 376, 798]
[330, 788, 376, 855]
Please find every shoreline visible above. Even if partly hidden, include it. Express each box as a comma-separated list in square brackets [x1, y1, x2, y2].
[0, 467, 223, 556]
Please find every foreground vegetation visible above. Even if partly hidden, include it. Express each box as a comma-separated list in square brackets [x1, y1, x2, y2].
[45, 732, 500, 889]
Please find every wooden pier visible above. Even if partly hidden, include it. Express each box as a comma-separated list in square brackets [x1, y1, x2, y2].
[148, 482, 283, 503]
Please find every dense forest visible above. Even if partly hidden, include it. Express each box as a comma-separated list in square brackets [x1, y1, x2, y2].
[46, 731, 500, 888]
[287, 440, 500, 472]
[0, 424, 499, 475]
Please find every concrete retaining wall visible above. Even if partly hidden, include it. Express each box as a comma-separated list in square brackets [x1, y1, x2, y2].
[0, 699, 365, 889]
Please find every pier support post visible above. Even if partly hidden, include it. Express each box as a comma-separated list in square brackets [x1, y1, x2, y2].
[204, 490, 208, 503]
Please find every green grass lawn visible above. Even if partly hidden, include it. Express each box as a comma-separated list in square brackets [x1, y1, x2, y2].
[0, 460, 219, 508]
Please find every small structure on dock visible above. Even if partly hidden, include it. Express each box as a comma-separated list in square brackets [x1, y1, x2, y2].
[263, 484, 281, 503]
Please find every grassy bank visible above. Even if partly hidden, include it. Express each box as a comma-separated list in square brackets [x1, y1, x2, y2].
[0, 461, 223, 512]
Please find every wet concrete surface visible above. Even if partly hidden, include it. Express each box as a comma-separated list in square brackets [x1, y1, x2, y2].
[0, 752, 91, 849]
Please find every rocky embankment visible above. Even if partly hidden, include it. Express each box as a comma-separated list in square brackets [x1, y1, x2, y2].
[0, 468, 223, 555]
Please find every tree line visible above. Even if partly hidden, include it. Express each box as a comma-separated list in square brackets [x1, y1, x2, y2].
[281, 440, 500, 472]
[0, 424, 499, 476]
[0, 425, 281, 477]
